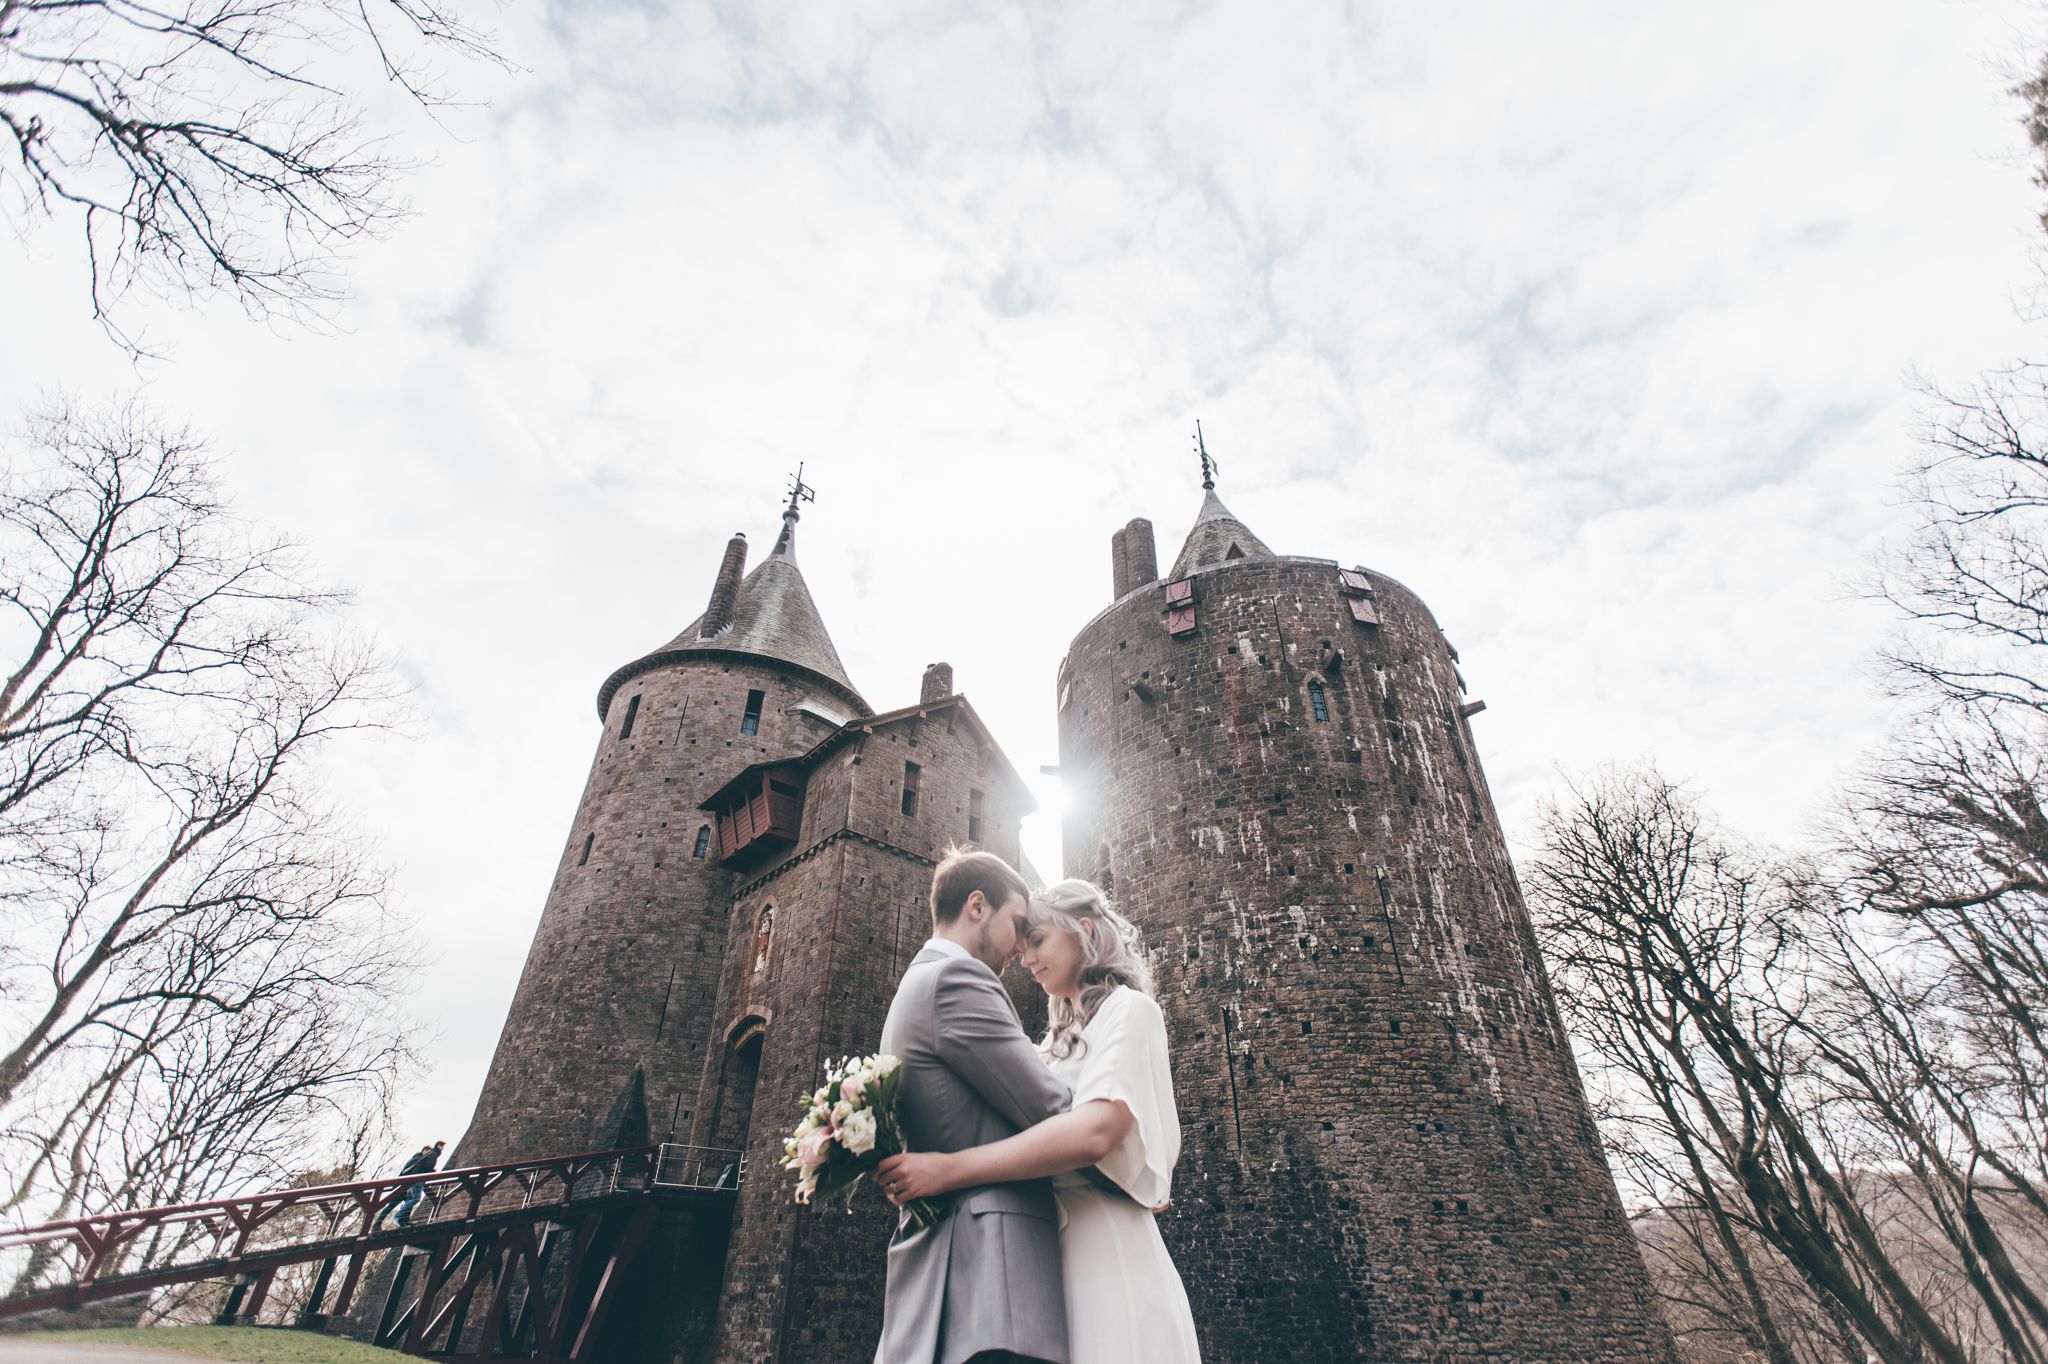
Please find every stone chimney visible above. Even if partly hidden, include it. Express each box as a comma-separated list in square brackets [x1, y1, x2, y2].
[700, 533, 748, 638]
[1113, 518, 1158, 597]
[1121, 518, 1158, 590]
[921, 662, 954, 704]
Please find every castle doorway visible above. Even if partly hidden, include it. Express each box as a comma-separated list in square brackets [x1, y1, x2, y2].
[710, 1024, 765, 1158]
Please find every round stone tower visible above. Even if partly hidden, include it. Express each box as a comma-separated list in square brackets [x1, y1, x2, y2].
[457, 492, 869, 1169]
[1055, 468, 1676, 1362]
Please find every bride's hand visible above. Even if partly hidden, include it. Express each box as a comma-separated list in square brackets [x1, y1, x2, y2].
[875, 1151, 954, 1204]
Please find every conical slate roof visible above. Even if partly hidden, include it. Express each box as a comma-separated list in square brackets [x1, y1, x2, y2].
[1169, 488, 1274, 578]
[596, 511, 869, 720]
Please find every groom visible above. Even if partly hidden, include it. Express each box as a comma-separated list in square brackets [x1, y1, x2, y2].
[874, 847, 1070, 1364]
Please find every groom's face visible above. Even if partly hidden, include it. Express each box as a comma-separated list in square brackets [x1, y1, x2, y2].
[968, 890, 1030, 972]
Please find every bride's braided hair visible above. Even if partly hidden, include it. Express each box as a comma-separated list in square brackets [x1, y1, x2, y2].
[1030, 878, 1153, 1060]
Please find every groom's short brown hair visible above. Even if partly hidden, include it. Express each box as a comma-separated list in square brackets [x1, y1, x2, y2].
[930, 847, 1029, 926]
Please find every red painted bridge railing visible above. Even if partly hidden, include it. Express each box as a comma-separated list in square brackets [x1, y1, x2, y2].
[0, 1142, 741, 1360]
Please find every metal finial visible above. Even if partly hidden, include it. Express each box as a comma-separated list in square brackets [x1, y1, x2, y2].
[784, 462, 817, 517]
[1194, 421, 1216, 491]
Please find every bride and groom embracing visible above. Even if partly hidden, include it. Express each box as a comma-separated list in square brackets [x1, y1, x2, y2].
[870, 848, 1202, 1364]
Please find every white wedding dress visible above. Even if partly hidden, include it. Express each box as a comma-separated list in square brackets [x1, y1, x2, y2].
[1046, 985, 1202, 1363]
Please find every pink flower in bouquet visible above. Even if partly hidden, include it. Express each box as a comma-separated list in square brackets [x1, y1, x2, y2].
[841, 1075, 866, 1104]
[796, 1130, 830, 1170]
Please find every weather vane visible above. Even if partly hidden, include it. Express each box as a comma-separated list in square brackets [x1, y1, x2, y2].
[785, 462, 817, 515]
[1194, 421, 1216, 491]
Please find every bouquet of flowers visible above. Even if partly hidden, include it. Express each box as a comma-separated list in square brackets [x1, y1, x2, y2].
[781, 1053, 941, 1230]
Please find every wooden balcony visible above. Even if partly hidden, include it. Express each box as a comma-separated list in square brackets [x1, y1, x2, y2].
[707, 766, 805, 871]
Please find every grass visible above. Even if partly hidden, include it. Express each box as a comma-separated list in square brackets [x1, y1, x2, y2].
[6, 1326, 401, 1362]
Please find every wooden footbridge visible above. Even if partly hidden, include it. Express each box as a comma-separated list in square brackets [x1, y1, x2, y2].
[0, 1143, 741, 1361]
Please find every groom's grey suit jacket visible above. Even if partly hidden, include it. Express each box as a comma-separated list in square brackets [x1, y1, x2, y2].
[874, 943, 1071, 1364]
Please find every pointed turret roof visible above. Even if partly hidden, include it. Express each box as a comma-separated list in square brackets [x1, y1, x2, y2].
[1169, 422, 1274, 577]
[1169, 488, 1274, 578]
[596, 488, 869, 720]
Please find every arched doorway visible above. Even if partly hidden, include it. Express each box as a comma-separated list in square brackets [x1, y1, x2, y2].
[709, 1018, 766, 1168]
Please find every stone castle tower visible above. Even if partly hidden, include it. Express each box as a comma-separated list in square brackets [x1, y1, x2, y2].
[454, 484, 1037, 1361]
[1053, 463, 1678, 1362]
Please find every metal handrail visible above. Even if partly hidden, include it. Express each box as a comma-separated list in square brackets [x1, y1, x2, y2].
[651, 1143, 745, 1191]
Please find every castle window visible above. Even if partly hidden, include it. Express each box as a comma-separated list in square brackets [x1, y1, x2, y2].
[578, 833, 594, 867]
[1308, 680, 1329, 722]
[619, 694, 641, 739]
[968, 789, 984, 843]
[902, 762, 921, 817]
[1163, 579, 1197, 635]
[692, 826, 711, 858]
[740, 690, 764, 735]
[753, 905, 774, 973]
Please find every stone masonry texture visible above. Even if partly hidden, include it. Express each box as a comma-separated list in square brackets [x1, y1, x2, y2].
[1055, 544, 1678, 1363]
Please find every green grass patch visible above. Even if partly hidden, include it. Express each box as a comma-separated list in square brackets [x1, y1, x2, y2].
[9, 1325, 401, 1362]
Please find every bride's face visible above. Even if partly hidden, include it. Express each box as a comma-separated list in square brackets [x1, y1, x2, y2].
[1021, 919, 1086, 1000]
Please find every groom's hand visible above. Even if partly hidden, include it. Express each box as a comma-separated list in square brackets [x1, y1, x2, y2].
[876, 1151, 954, 1205]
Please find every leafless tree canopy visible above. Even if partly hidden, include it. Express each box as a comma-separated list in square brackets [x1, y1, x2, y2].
[1534, 367, 2048, 1359]
[0, 0, 501, 342]
[1530, 768, 2048, 1364]
[2016, 59, 2048, 235]
[1878, 368, 2048, 719]
[0, 396, 415, 1296]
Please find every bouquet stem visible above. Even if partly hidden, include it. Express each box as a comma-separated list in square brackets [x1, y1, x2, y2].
[902, 1196, 944, 1232]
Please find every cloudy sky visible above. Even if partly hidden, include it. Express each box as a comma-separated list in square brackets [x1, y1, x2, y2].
[4, 0, 2046, 1150]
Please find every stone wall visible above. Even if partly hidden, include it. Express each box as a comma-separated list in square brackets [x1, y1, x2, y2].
[456, 656, 843, 1168]
[1056, 553, 1677, 1363]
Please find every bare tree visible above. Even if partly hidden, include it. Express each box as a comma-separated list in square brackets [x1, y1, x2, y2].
[1528, 767, 1993, 1364]
[1819, 720, 2048, 1355]
[1877, 368, 2048, 719]
[2015, 58, 2048, 235]
[0, 395, 413, 1260]
[0, 0, 502, 345]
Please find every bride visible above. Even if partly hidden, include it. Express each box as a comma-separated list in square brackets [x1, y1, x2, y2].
[876, 878, 1201, 1363]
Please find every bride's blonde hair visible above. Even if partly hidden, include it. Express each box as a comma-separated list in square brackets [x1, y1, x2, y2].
[1029, 878, 1153, 1059]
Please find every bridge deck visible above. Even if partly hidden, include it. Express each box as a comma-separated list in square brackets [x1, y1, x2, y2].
[0, 1144, 741, 1362]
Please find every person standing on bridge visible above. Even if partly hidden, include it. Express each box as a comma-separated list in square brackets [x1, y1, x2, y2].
[374, 1140, 445, 1229]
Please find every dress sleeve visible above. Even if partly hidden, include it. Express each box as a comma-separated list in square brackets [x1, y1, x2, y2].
[1072, 989, 1180, 1208]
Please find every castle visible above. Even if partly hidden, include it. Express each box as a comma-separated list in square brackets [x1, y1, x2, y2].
[452, 461, 1677, 1362]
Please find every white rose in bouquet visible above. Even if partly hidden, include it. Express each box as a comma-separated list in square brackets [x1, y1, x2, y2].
[839, 1108, 878, 1156]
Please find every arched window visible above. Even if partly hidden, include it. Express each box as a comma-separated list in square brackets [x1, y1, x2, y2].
[693, 825, 711, 859]
[753, 905, 775, 973]
[1308, 679, 1329, 723]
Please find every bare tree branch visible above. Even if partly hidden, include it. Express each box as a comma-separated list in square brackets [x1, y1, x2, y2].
[0, 0, 505, 347]
[0, 395, 414, 1281]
